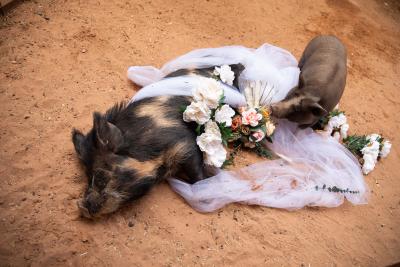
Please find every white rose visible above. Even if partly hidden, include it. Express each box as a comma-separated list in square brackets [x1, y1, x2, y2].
[367, 133, 381, 142]
[328, 113, 347, 129]
[265, 121, 275, 136]
[333, 131, 341, 141]
[362, 154, 376, 175]
[214, 65, 235, 86]
[380, 140, 392, 158]
[204, 120, 221, 137]
[215, 104, 235, 126]
[196, 132, 222, 153]
[193, 78, 223, 109]
[339, 123, 349, 139]
[361, 140, 380, 161]
[183, 101, 211, 125]
[204, 143, 227, 168]
[196, 129, 226, 168]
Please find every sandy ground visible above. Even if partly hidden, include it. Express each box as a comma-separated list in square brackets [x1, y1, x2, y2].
[0, 0, 399, 266]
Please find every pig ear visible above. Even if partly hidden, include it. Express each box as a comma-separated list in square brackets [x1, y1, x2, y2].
[72, 129, 89, 163]
[93, 112, 123, 152]
[301, 98, 327, 117]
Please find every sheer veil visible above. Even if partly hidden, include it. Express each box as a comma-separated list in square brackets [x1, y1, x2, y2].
[127, 44, 368, 212]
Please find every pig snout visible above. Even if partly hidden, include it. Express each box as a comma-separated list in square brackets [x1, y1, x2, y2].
[77, 200, 92, 219]
[77, 190, 105, 219]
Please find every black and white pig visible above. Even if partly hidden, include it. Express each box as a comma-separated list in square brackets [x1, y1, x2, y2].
[271, 35, 347, 128]
[72, 96, 210, 218]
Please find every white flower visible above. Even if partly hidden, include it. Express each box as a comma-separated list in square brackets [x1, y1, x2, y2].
[361, 140, 380, 161]
[196, 124, 226, 168]
[265, 121, 275, 136]
[328, 113, 347, 129]
[215, 104, 235, 126]
[204, 143, 227, 168]
[214, 65, 235, 86]
[193, 78, 223, 109]
[333, 131, 341, 141]
[339, 123, 349, 139]
[367, 133, 381, 142]
[183, 101, 211, 125]
[196, 132, 222, 153]
[380, 140, 392, 158]
[362, 154, 376, 175]
[204, 120, 221, 137]
[241, 108, 262, 127]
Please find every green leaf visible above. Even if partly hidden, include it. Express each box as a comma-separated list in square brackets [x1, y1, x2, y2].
[313, 109, 345, 130]
[179, 105, 187, 113]
[222, 143, 242, 168]
[254, 143, 273, 159]
[218, 95, 226, 106]
[343, 135, 369, 156]
[195, 124, 202, 135]
[329, 109, 344, 117]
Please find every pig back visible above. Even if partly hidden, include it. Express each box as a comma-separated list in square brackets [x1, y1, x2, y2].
[107, 96, 197, 162]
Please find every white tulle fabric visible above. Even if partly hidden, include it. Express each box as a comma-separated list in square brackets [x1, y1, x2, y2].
[127, 44, 368, 212]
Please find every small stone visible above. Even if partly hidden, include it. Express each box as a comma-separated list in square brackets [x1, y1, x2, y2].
[11, 60, 17, 64]
[128, 221, 134, 227]
[81, 238, 89, 243]
[233, 214, 238, 221]
[381, 224, 385, 227]
[24, 115, 30, 119]
[22, 197, 27, 201]
[81, 49, 87, 53]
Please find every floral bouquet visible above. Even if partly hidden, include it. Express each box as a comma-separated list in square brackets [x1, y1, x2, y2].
[315, 108, 392, 175]
[182, 66, 276, 168]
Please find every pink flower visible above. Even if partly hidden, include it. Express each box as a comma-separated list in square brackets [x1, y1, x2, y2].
[241, 108, 262, 127]
[251, 130, 265, 142]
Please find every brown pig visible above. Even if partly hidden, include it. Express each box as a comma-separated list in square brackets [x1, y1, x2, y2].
[72, 96, 210, 219]
[271, 35, 347, 128]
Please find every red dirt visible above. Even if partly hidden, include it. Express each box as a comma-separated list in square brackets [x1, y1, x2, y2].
[0, 0, 399, 266]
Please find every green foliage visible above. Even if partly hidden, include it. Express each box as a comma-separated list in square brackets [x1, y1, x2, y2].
[254, 143, 273, 159]
[222, 143, 242, 168]
[343, 135, 369, 156]
[218, 95, 226, 106]
[179, 105, 187, 113]
[313, 109, 345, 130]
[218, 122, 233, 146]
[315, 184, 360, 194]
[329, 109, 344, 117]
[195, 124, 203, 136]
